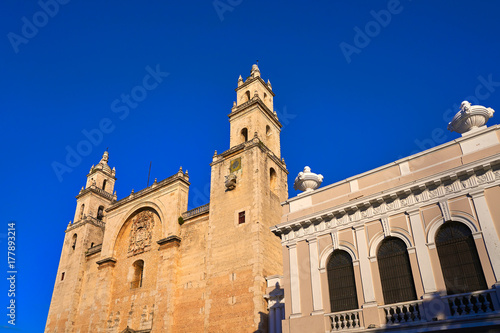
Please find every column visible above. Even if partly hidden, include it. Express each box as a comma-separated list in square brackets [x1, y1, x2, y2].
[470, 189, 500, 281]
[307, 238, 323, 313]
[353, 225, 376, 303]
[407, 209, 437, 294]
[288, 243, 301, 316]
[269, 307, 275, 333]
[276, 305, 283, 333]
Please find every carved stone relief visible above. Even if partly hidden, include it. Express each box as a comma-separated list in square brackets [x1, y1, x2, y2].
[128, 210, 155, 256]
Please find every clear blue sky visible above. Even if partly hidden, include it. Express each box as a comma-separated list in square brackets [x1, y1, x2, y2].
[1, 0, 500, 331]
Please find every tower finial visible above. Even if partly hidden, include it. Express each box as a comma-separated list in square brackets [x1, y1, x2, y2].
[250, 63, 260, 78]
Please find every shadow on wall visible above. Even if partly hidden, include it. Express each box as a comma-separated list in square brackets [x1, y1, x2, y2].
[255, 311, 268, 333]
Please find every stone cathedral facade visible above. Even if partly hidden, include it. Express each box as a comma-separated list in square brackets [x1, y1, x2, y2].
[45, 64, 287, 333]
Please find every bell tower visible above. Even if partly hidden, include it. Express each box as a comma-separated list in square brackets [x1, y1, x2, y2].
[206, 64, 288, 332]
[74, 151, 117, 222]
[230, 64, 281, 157]
[46, 151, 117, 331]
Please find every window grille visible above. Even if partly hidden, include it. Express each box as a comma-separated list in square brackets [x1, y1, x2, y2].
[435, 222, 487, 294]
[378, 237, 417, 304]
[327, 250, 359, 312]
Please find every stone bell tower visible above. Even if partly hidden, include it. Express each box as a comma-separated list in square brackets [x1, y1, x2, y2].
[45, 151, 117, 331]
[205, 64, 288, 332]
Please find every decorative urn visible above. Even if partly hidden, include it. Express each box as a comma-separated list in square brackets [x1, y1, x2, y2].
[448, 101, 495, 134]
[294, 166, 323, 192]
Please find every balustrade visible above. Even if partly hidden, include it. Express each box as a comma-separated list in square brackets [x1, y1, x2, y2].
[443, 289, 496, 317]
[182, 203, 210, 219]
[327, 309, 362, 331]
[381, 300, 423, 325]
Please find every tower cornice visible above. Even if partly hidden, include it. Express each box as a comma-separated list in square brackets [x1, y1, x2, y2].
[76, 185, 115, 202]
[210, 137, 288, 174]
[229, 98, 282, 129]
[235, 76, 275, 97]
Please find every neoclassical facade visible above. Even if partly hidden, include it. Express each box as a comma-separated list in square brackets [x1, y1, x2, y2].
[45, 65, 287, 333]
[273, 103, 500, 332]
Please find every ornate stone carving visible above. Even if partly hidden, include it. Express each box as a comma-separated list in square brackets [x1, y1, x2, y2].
[128, 210, 155, 256]
[448, 101, 495, 134]
[225, 173, 237, 190]
[438, 201, 452, 222]
[477, 174, 487, 184]
[381, 217, 390, 237]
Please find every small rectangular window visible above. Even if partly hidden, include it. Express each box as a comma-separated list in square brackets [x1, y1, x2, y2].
[61, 272, 65, 281]
[238, 211, 245, 224]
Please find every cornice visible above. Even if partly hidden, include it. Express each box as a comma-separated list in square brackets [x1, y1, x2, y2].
[76, 185, 115, 201]
[229, 98, 282, 129]
[210, 137, 288, 174]
[273, 155, 500, 245]
[66, 215, 105, 232]
[106, 173, 190, 212]
[96, 257, 116, 265]
[235, 76, 275, 97]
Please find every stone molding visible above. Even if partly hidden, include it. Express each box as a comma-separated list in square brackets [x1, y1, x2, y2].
[273, 155, 500, 246]
[66, 215, 105, 233]
[235, 75, 275, 96]
[96, 257, 117, 267]
[157, 235, 181, 246]
[210, 136, 288, 174]
[76, 185, 115, 202]
[107, 172, 189, 212]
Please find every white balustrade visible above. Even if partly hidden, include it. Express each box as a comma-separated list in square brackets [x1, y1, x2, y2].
[443, 289, 496, 317]
[326, 309, 362, 331]
[381, 300, 424, 325]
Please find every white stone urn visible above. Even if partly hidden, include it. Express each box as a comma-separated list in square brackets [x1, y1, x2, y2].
[294, 166, 323, 192]
[448, 101, 495, 134]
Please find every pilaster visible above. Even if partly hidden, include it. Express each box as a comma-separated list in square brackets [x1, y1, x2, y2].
[407, 209, 437, 294]
[470, 189, 500, 281]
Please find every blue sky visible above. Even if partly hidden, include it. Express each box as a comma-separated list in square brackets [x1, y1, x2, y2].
[1, 0, 500, 331]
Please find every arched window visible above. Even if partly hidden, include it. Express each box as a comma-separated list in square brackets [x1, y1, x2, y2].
[97, 206, 104, 221]
[102, 179, 107, 191]
[435, 222, 487, 294]
[132, 260, 144, 289]
[241, 128, 248, 142]
[245, 90, 250, 102]
[377, 237, 417, 304]
[327, 250, 358, 312]
[72, 234, 77, 250]
[266, 125, 271, 136]
[80, 204, 85, 220]
[270, 168, 277, 192]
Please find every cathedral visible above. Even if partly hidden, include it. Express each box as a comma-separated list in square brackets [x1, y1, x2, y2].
[45, 64, 287, 333]
[47, 64, 500, 333]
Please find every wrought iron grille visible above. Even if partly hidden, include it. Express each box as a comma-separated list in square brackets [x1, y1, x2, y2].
[327, 250, 359, 312]
[435, 222, 487, 294]
[377, 237, 417, 305]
